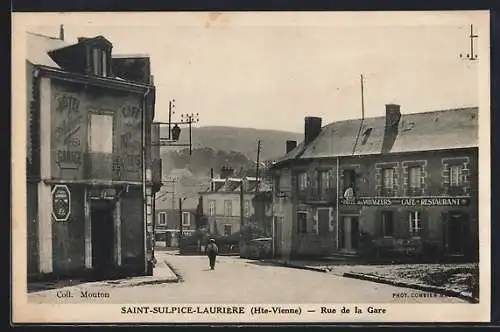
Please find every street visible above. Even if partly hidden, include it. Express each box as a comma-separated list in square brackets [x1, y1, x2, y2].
[28, 252, 466, 304]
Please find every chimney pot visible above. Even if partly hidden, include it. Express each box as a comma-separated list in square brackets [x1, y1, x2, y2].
[59, 25, 64, 41]
[304, 116, 322, 145]
[286, 140, 297, 154]
[385, 104, 401, 127]
[220, 164, 234, 179]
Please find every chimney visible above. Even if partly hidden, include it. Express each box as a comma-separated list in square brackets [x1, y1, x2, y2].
[381, 104, 401, 153]
[385, 104, 401, 128]
[304, 116, 322, 145]
[59, 25, 65, 41]
[286, 140, 297, 154]
[220, 164, 234, 179]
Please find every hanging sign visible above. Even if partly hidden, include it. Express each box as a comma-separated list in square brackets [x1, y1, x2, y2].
[52, 185, 71, 222]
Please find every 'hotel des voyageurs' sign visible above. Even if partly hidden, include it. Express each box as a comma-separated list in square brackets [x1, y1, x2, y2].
[339, 197, 471, 207]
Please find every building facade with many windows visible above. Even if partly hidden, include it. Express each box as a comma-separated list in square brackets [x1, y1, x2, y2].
[271, 104, 479, 261]
[154, 197, 199, 248]
[26, 30, 161, 281]
[199, 166, 263, 236]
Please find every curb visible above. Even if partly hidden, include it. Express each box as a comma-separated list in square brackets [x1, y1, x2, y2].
[164, 261, 184, 283]
[342, 272, 479, 304]
[128, 276, 180, 287]
[262, 260, 329, 273]
[126, 262, 183, 287]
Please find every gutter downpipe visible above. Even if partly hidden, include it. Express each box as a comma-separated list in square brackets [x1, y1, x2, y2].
[336, 156, 340, 250]
[142, 86, 151, 275]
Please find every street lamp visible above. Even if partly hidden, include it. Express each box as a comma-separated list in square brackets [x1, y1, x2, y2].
[171, 124, 181, 141]
[151, 100, 200, 155]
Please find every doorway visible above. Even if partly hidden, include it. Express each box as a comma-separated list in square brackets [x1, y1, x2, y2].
[338, 215, 359, 251]
[91, 200, 115, 276]
[273, 216, 283, 257]
[317, 209, 330, 235]
[444, 212, 470, 255]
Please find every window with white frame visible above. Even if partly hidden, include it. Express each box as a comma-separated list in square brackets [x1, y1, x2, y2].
[209, 200, 216, 216]
[89, 113, 113, 153]
[224, 200, 232, 217]
[182, 212, 190, 226]
[319, 170, 334, 199]
[298, 172, 308, 191]
[158, 212, 167, 226]
[409, 211, 422, 234]
[449, 165, 463, 187]
[382, 168, 394, 195]
[409, 166, 422, 195]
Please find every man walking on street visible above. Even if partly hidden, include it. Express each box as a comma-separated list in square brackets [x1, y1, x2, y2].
[206, 238, 219, 270]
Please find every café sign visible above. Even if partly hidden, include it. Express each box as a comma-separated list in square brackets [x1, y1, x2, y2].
[52, 185, 71, 222]
[339, 197, 470, 207]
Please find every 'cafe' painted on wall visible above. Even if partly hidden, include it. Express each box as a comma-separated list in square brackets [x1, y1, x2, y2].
[50, 84, 145, 181]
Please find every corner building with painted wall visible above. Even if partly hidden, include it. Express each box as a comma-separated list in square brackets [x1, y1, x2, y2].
[26, 30, 162, 281]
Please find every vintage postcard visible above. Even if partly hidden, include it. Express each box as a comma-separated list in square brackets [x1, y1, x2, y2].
[11, 11, 491, 324]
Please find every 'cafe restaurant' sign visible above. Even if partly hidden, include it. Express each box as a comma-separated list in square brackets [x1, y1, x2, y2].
[339, 197, 471, 207]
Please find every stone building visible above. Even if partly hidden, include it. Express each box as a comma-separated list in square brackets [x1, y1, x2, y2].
[154, 196, 199, 248]
[26, 28, 161, 281]
[271, 104, 479, 262]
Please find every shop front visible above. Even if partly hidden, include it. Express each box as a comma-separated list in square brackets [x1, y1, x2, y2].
[338, 196, 476, 260]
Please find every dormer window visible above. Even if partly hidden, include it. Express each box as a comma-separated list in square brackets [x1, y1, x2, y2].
[48, 35, 112, 77]
[92, 47, 108, 77]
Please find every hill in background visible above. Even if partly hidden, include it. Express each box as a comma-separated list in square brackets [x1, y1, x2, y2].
[159, 125, 302, 162]
[156, 126, 301, 202]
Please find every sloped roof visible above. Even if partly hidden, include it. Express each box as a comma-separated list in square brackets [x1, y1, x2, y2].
[26, 32, 70, 68]
[155, 194, 199, 210]
[203, 176, 270, 194]
[276, 107, 478, 164]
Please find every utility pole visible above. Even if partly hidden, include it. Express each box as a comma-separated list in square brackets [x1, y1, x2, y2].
[361, 74, 365, 121]
[168, 99, 175, 140]
[460, 24, 479, 61]
[180, 113, 200, 155]
[352, 74, 365, 155]
[255, 139, 262, 194]
[240, 179, 245, 230]
[178, 197, 182, 243]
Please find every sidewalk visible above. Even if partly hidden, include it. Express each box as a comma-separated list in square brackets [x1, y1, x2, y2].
[28, 258, 180, 293]
[262, 258, 479, 303]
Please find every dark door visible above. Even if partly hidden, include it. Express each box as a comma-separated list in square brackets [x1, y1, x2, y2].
[318, 209, 330, 235]
[91, 200, 115, 275]
[447, 212, 469, 255]
[338, 217, 345, 249]
[350, 216, 359, 249]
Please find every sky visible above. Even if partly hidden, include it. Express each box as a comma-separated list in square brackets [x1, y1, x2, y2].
[25, 11, 486, 133]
